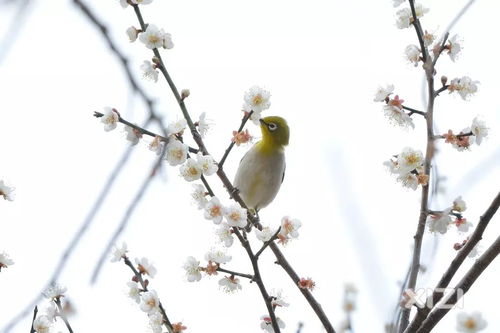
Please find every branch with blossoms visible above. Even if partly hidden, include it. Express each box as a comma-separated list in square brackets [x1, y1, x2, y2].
[375, 1, 493, 332]
[110, 243, 190, 333]
[89, 1, 336, 332]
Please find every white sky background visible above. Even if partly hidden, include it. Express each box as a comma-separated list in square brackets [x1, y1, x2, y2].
[0, 0, 499, 332]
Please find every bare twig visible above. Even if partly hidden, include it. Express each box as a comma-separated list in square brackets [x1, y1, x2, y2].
[402, 106, 426, 117]
[405, 192, 500, 332]
[216, 267, 254, 280]
[54, 299, 74, 333]
[416, 235, 500, 332]
[255, 227, 281, 259]
[29, 306, 37, 333]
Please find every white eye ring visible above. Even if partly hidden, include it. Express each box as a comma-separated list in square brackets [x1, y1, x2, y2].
[268, 123, 277, 131]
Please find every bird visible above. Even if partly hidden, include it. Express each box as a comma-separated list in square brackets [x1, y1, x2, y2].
[233, 116, 289, 217]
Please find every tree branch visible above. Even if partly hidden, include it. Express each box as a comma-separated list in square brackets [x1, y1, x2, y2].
[405, 192, 500, 332]
[416, 235, 500, 332]
[218, 111, 253, 168]
[54, 299, 74, 333]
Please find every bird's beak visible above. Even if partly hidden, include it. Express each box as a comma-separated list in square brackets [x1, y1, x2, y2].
[259, 118, 267, 126]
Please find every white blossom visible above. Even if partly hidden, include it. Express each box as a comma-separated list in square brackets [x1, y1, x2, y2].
[397, 147, 424, 174]
[139, 24, 169, 49]
[126, 26, 139, 42]
[127, 281, 141, 304]
[448, 76, 479, 100]
[396, 4, 428, 29]
[110, 242, 128, 262]
[423, 31, 435, 47]
[140, 290, 160, 314]
[255, 226, 276, 242]
[148, 310, 163, 333]
[183, 256, 202, 282]
[383, 105, 414, 129]
[148, 136, 165, 156]
[164, 139, 188, 166]
[243, 86, 271, 114]
[118, 0, 128, 8]
[456, 218, 473, 233]
[124, 125, 142, 145]
[218, 276, 242, 293]
[205, 248, 232, 264]
[140, 60, 159, 82]
[215, 222, 234, 247]
[397, 172, 419, 190]
[470, 117, 488, 145]
[260, 315, 286, 332]
[180, 158, 203, 182]
[270, 289, 289, 307]
[457, 311, 487, 332]
[196, 152, 218, 176]
[197, 112, 210, 138]
[44, 302, 57, 323]
[135, 257, 157, 278]
[279, 216, 302, 240]
[0, 252, 14, 269]
[373, 84, 394, 102]
[33, 315, 52, 333]
[0, 180, 15, 201]
[447, 34, 462, 62]
[100, 107, 119, 131]
[453, 196, 467, 212]
[42, 284, 67, 300]
[405, 44, 421, 66]
[131, 0, 153, 4]
[191, 184, 208, 210]
[204, 196, 224, 224]
[224, 204, 247, 228]
[167, 118, 187, 135]
[427, 212, 451, 234]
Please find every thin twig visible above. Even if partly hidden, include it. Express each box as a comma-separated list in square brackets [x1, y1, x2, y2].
[402, 106, 426, 117]
[218, 111, 253, 168]
[255, 227, 281, 258]
[431, 33, 450, 68]
[123, 257, 174, 332]
[416, 235, 500, 333]
[29, 306, 37, 333]
[54, 299, 74, 333]
[217, 267, 254, 280]
[434, 85, 449, 97]
[405, 192, 500, 332]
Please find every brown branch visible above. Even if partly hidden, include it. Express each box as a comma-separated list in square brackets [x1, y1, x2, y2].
[398, 1, 437, 329]
[415, 235, 500, 332]
[123, 257, 174, 331]
[54, 299, 74, 333]
[127, 4, 335, 331]
[29, 306, 37, 333]
[232, 228, 281, 332]
[431, 33, 449, 68]
[402, 106, 426, 117]
[434, 85, 449, 97]
[216, 267, 254, 280]
[255, 227, 281, 259]
[405, 192, 500, 332]
[408, 0, 429, 63]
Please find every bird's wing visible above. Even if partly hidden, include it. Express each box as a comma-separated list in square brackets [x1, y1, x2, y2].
[281, 163, 286, 184]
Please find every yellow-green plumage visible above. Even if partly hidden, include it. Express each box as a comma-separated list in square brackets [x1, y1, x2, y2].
[233, 116, 289, 211]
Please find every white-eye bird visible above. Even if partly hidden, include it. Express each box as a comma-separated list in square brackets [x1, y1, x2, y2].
[233, 116, 289, 214]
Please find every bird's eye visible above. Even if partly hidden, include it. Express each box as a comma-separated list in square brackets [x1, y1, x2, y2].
[268, 123, 277, 131]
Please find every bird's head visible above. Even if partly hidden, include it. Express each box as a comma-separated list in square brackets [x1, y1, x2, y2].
[259, 116, 289, 148]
